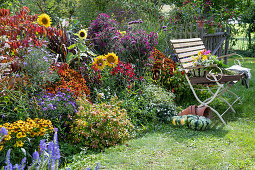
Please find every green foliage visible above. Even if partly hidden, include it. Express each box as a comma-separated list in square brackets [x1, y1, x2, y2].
[121, 83, 176, 125]
[71, 96, 134, 151]
[0, 85, 35, 124]
[22, 47, 59, 92]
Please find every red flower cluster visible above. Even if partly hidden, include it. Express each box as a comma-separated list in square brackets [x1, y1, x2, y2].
[110, 61, 136, 82]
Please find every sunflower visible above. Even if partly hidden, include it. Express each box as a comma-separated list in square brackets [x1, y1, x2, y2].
[37, 13, 51, 28]
[14, 140, 24, 147]
[105, 52, 118, 67]
[78, 29, 87, 40]
[93, 55, 106, 70]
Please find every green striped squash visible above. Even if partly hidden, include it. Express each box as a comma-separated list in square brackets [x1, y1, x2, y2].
[187, 115, 211, 130]
[171, 115, 188, 127]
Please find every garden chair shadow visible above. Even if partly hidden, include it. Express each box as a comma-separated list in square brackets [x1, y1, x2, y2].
[170, 38, 245, 125]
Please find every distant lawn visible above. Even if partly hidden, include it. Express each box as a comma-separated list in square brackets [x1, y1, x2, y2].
[65, 57, 255, 170]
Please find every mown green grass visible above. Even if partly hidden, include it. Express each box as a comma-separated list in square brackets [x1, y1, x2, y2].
[65, 57, 255, 170]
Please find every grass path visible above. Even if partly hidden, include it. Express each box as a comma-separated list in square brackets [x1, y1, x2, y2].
[65, 57, 255, 169]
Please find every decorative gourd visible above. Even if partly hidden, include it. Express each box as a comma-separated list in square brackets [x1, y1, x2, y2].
[171, 115, 188, 127]
[187, 115, 211, 130]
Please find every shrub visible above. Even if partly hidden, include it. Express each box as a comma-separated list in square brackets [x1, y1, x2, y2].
[0, 118, 54, 167]
[71, 96, 134, 151]
[121, 84, 176, 125]
[34, 90, 77, 141]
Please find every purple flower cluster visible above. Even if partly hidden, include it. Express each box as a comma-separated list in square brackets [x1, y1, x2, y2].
[91, 26, 121, 54]
[87, 13, 119, 40]
[87, 13, 121, 55]
[4, 149, 26, 170]
[114, 29, 158, 65]
[0, 127, 8, 136]
[36, 91, 77, 113]
[128, 19, 143, 25]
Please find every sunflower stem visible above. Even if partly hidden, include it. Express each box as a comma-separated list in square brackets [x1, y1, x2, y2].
[36, 2, 44, 13]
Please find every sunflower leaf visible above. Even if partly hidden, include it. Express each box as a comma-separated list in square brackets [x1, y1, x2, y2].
[66, 52, 74, 63]
[78, 43, 86, 52]
[68, 44, 77, 50]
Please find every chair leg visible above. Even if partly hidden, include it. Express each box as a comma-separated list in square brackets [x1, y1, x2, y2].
[185, 74, 227, 125]
[206, 86, 236, 113]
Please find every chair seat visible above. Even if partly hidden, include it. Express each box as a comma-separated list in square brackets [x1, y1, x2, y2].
[190, 73, 245, 85]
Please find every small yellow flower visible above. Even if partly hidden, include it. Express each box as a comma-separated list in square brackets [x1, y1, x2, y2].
[14, 140, 24, 147]
[0, 145, 3, 151]
[4, 135, 11, 141]
[78, 29, 87, 40]
[118, 30, 126, 35]
[16, 132, 23, 138]
[37, 13, 52, 28]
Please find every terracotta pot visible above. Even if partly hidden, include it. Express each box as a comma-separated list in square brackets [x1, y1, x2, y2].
[178, 105, 212, 119]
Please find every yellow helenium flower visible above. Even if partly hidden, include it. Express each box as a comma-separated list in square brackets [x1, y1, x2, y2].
[105, 52, 118, 67]
[37, 13, 52, 28]
[93, 55, 106, 70]
[4, 135, 11, 141]
[14, 140, 24, 147]
[16, 132, 23, 139]
[78, 29, 87, 40]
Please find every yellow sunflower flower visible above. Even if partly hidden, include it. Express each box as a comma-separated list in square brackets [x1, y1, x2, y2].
[93, 55, 106, 70]
[0, 145, 3, 151]
[78, 29, 87, 40]
[105, 52, 118, 67]
[37, 13, 52, 28]
[16, 132, 23, 139]
[14, 140, 24, 147]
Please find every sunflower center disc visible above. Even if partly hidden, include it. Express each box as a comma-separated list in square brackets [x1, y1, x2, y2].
[107, 56, 115, 63]
[80, 32, 85, 37]
[42, 18, 48, 25]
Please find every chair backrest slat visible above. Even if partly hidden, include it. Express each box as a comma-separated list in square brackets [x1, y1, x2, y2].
[170, 38, 205, 70]
[175, 45, 205, 53]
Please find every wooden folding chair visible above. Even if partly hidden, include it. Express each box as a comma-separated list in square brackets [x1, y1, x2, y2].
[170, 38, 244, 125]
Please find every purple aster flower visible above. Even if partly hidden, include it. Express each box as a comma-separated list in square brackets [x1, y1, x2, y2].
[43, 107, 47, 111]
[23, 62, 27, 65]
[162, 26, 167, 29]
[49, 103, 54, 109]
[1, 127, 8, 136]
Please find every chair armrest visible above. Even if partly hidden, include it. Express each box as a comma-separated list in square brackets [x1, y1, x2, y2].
[218, 53, 236, 59]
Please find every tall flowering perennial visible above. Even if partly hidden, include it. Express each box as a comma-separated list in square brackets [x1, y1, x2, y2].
[3, 131, 61, 169]
[0, 118, 54, 167]
[115, 29, 158, 71]
[87, 13, 121, 54]
[87, 13, 119, 39]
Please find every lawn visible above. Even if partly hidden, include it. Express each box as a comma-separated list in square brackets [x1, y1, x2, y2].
[65, 57, 255, 169]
